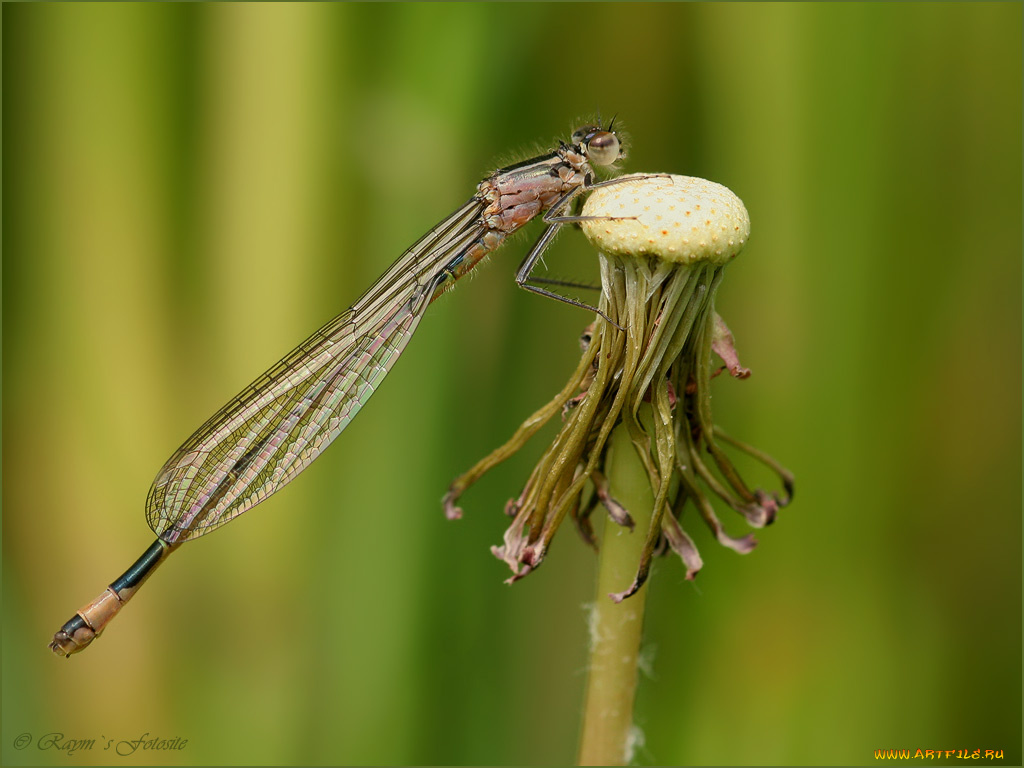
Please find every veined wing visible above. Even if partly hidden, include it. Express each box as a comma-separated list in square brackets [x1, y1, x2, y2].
[147, 198, 486, 543]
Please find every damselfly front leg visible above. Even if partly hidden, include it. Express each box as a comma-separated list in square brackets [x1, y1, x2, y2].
[515, 173, 672, 323]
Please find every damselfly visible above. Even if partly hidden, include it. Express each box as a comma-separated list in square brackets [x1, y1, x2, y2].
[50, 121, 630, 657]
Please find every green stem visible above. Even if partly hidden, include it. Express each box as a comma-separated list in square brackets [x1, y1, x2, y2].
[577, 407, 655, 766]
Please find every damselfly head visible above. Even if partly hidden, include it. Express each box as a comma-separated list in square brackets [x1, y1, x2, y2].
[572, 125, 622, 167]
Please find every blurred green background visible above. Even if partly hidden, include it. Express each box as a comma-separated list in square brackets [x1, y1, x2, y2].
[3, 3, 1020, 766]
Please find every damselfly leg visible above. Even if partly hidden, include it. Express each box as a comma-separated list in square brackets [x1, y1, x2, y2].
[516, 173, 672, 323]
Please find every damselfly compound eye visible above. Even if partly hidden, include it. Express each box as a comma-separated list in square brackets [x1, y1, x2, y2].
[585, 131, 620, 166]
[571, 125, 598, 145]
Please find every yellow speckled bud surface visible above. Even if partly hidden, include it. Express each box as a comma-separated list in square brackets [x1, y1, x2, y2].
[581, 174, 750, 265]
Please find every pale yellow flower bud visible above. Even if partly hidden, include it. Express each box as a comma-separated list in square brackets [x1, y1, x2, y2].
[581, 174, 750, 265]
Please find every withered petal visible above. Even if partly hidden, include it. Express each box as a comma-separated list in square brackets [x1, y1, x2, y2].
[661, 513, 703, 580]
[711, 313, 751, 379]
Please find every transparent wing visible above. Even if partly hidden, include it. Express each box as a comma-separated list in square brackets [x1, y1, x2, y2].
[147, 198, 486, 543]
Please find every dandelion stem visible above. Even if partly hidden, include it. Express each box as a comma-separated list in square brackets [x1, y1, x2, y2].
[577, 406, 655, 766]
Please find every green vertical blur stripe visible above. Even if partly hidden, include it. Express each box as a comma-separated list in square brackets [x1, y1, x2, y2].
[5, 5, 203, 765]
